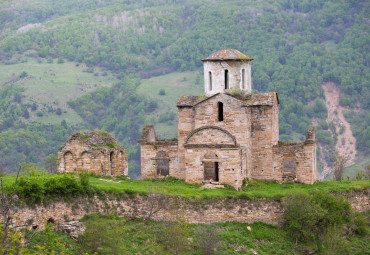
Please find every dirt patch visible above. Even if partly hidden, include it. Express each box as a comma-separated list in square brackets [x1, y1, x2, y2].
[322, 82, 357, 165]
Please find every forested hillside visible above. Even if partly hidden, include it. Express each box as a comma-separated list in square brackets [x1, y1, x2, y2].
[0, 0, 369, 176]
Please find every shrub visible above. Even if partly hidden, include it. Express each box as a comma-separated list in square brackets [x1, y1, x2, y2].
[282, 191, 351, 250]
[20, 71, 28, 78]
[16, 172, 90, 203]
[16, 176, 45, 203]
[352, 214, 368, 236]
[158, 89, 166, 95]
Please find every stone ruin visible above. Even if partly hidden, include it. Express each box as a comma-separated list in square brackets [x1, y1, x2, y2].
[139, 49, 317, 188]
[57, 131, 128, 176]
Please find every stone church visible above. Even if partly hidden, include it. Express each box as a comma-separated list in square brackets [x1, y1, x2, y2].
[139, 49, 316, 188]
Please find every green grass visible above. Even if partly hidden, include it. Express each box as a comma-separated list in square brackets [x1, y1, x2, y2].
[21, 212, 369, 255]
[89, 177, 369, 199]
[78, 214, 296, 255]
[3, 175, 368, 200]
[138, 71, 203, 138]
[344, 159, 370, 179]
[76, 213, 369, 255]
[4, 174, 369, 200]
[0, 57, 120, 125]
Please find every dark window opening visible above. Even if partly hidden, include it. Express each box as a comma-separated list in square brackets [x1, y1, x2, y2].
[225, 70, 229, 89]
[209, 71, 212, 91]
[218, 102, 223, 121]
[215, 162, 219, 182]
[242, 69, 245, 89]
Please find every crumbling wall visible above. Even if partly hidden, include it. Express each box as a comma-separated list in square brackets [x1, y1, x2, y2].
[139, 125, 179, 179]
[13, 192, 369, 233]
[272, 128, 316, 184]
[57, 132, 128, 177]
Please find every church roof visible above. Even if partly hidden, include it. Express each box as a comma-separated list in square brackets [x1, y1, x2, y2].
[176, 92, 279, 107]
[201, 49, 253, 61]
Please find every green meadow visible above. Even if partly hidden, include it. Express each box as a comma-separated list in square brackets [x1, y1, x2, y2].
[0, 58, 119, 125]
[138, 71, 203, 138]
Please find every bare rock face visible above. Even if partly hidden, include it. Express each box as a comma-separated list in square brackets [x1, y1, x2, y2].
[57, 131, 128, 176]
[59, 221, 85, 240]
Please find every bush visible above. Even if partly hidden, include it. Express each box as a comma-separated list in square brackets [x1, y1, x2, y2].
[16, 172, 90, 203]
[16, 176, 45, 203]
[282, 191, 351, 250]
[158, 89, 166, 95]
[352, 214, 368, 236]
[20, 71, 28, 78]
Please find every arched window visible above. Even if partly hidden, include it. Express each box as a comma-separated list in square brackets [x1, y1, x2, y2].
[224, 70, 229, 89]
[218, 102, 223, 121]
[209, 71, 212, 91]
[241, 69, 245, 89]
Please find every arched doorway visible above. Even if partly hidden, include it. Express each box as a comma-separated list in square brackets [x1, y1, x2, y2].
[110, 151, 115, 175]
[203, 152, 219, 182]
[154, 151, 169, 176]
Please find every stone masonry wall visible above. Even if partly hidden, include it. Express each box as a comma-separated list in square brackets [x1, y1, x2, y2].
[140, 142, 179, 179]
[203, 61, 252, 96]
[184, 148, 242, 188]
[13, 192, 369, 232]
[250, 104, 278, 181]
[190, 94, 251, 182]
[273, 142, 316, 184]
[58, 138, 128, 177]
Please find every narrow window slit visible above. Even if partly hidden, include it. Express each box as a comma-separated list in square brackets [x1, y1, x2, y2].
[242, 69, 245, 89]
[225, 70, 229, 89]
[209, 71, 212, 91]
[218, 102, 223, 121]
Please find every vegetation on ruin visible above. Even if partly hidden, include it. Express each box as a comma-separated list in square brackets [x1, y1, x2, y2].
[0, 0, 369, 178]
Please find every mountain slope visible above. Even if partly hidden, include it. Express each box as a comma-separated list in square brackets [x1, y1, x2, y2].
[0, 0, 369, 176]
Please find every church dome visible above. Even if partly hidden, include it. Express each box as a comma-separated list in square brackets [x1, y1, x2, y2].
[202, 49, 253, 61]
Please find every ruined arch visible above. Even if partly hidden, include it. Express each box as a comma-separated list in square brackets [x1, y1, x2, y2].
[63, 151, 75, 173]
[80, 151, 91, 171]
